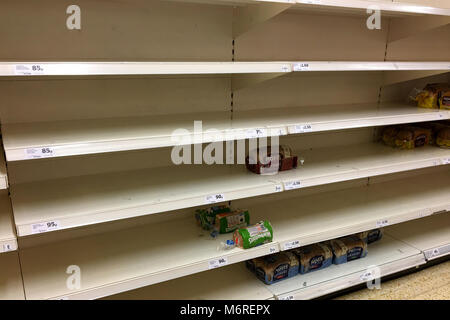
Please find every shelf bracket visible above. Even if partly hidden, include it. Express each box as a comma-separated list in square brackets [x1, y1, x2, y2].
[232, 2, 294, 39]
[382, 70, 449, 86]
[231, 72, 287, 91]
[388, 15, 450, 43]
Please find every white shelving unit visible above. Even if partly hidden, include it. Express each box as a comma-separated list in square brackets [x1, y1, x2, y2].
[0, 0, 449, 300]
[267, 234, 426, 300]
[386, 213, 450, 261]
[0, 191, 17, 253]
[17, 170, 449, 300]
[3, 103, 449, 161]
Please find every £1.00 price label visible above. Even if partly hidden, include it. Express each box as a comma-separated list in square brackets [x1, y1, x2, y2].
[284, 240, 301, 250]
[208, 257, 228, 269]
[284, 180, 301, 190]
[292, 124, 313, 134]
[205, 193, 225, 204]
[25, 147, 55, 159]
[31, 220, 61, 234]
[14, 64, 45, 75]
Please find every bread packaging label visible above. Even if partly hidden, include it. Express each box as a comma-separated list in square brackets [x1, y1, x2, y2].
[247, 252, 299, 285]
[355, 228, 383, 244]
[233, 220, 273, 249]
[330, 236, 368, 265]
[215, 210, 250, 233]
[291, 243, 333, 274]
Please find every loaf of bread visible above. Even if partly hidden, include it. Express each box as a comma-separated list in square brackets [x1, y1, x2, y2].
[246, 145, 298, 174]
[247, 252, 299, 285]
[195, 205, 231, 231]
[330, 236, 368, 265]
[354, 229, 383, 245]
[233, 220, 273, 249]
[290, 242, 333, 274]
[393, 126, 432, 149]
[437, 127, 450, 148]
[215, 209, 250, 234]
[416, 83, 450, 109]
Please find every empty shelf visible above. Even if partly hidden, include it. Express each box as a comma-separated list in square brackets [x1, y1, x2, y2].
[18, 170, 448, 299]
[105, 263, 274, 300]
[386, 213, 450, 261]
[4, 103, 448, 161]
[11, 143, 450, 236]
[0, 252, 25, 300]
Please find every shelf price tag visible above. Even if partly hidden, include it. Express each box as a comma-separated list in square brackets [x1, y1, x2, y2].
[208, 257, 228, 269]
[25, 147, 55, 159]
[284, 180, 301, 190]
[280, 295, 294, 300]
[442, 158, 450, 165]
[376, 219, 389, 228]
[205, 193, 226, 204]
[284, 240, 301, 250]
[31, 220, 61, 234]
[299, 0, 322, 4]
[292, 124, 313, 134]
[293, 63, 310, 71]
[2, 243, 13, 252]
[14, 64, 46, 75]
[245, 128, 267, 139]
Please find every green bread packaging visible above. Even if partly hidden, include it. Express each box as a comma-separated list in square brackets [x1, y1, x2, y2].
[215, 210, 250, 233]
[233, 220, 273, 249]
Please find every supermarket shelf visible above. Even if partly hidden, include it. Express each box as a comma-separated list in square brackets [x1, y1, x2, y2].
[233, 103, 449, 138]
[247, 170, 450, 250]
[0, 252, 25, 300]
[386, 213, 450, 261]
[267, 235, 425, 300]
[18, 170, 448, 299]
[0, 151, 8, 189]
[0, 61, 448, 77]
[11, 143, 450, 236]
[0, 191, 17, 253]
[4, 103, 449, 161]
[189, 0, 450, 16]
[105, 263, 274, 300]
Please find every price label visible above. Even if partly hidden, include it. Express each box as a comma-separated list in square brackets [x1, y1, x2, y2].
[274, 184, 283, 193]
[205, 193, 225, 204]
[293, 63, 310, 71]
[284, 240, 301, 250]
[360, 271, 373, 281]
[442, 158, 450, 165]
[280, 295, 294, 301]
[208, 257, 228, 269]
[14, 64, 45, 75]
[376, 219, 389, 227]
[292, 124, 313, 134]
[3, 243, 13, 252]
[31, 220, 61, 234]
[284, 180, 301, 190]
[25, 147, 55, 159]
[269, 246, 278, 254]
[245, 128, 267, 139]
[300, 0, 321, 4]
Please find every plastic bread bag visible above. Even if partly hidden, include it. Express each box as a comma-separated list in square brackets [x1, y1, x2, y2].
[330, 236, 368, 265]
[290, 242, 333, 274]
[233, 220, 273, 249]
[250, 252, 299, 285]
[195, 205, 231, 231]
[436, 127, 450, 148]
[413, 83, 450, 109]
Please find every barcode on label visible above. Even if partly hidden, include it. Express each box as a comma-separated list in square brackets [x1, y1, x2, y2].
[245, 128, 267, 139]
[205, 193, 225, 204]
[284, 180, 301, 190]
[25, 147, 55, 159]
[14, 64, 45, 75]
[292, 124, 313, 134]
[31, 220, 61, 234]
[293, 63, 310, 71]
[284, 240, 300, 250]
[208, 257, 228, 269]
[3, 243, 13, 252]
[376, 219, 389, 227]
